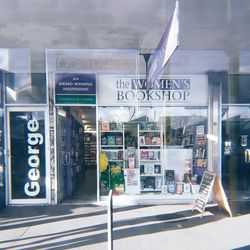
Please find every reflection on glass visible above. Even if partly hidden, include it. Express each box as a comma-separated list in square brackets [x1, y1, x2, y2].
[5, 73, 46, 104]
[222, 106, 250, 202]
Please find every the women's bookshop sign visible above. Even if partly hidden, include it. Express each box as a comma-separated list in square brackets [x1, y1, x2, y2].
[98, 75, 208, 106]
[55, 73, 96, 104]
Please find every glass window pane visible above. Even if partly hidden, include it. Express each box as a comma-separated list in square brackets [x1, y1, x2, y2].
[222, 74, 250, 104]
[98, 106, 208, 197]
[222, 106, 250, 201]
[1, 49, 47, 104]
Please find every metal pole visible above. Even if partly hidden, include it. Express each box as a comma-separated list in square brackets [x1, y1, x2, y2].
[107, 189, 113, 250]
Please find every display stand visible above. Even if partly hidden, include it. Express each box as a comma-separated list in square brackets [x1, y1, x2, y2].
[100, 122, 125, 195]
[138, 123, 164, 193]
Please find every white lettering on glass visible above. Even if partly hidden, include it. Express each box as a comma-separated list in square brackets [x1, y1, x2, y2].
[24, 116, 44, 197]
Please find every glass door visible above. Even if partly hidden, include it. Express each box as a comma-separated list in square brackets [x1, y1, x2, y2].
[56, 106, 97, 203]
[7, 107, 50, 204]
[222, 106, 250, 202]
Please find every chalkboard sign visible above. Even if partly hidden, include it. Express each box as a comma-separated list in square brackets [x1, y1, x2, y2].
[193, 171, 216, 216]
[193, 170, 232, 217]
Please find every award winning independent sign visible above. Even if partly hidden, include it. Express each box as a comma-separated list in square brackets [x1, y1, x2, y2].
[55, 73, 96, 104]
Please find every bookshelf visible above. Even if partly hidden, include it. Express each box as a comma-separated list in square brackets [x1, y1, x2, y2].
[138, 123, 164, 192]
[99, 122, 125, 195]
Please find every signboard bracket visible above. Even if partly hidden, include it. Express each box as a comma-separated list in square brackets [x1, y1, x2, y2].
[140, 53, 152, 73]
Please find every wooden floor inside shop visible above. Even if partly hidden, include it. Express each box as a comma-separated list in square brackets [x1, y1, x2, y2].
[63, 167, 97, 204]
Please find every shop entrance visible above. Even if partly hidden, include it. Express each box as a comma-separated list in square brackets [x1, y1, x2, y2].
[56, 106, 97, 203]
[222, 106, 250, 203]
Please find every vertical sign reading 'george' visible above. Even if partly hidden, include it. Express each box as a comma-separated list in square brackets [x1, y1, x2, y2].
[10, 111, 47, 200]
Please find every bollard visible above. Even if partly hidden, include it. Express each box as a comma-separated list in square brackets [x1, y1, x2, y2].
[107, 189, 113, 250]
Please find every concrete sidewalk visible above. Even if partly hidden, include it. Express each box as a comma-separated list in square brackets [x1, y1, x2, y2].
[0, 203, 249, 250]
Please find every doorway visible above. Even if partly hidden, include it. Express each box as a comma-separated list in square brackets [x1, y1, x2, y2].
[56, 106, 97, 203]
[222, 106, 250, 202]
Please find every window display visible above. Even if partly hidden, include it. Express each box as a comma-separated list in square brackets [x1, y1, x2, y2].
[139, 123, 163, 193]
[98, 106, 208, 200]
[99, 122, 125, 195]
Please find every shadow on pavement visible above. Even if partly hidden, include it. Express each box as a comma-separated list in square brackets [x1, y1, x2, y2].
[0, 204, 153, 231]
[0, 205, 230, 250]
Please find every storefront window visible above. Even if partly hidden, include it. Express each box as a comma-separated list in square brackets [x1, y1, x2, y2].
[2, 49, 47, 104]
[5, 73, 47, 104]
[0, 72, 4, 207]
[99, 106, 208, 199]
[222, 106, 250, 201]
[222, 74, 250, 104]
[46, 49, 138, 204]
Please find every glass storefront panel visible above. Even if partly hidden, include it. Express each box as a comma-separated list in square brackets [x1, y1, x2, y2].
[222, 106, 250, 202]
[99, 106, 208, 199]
[0, 49, 47, 104]
[7, 109, 49, 203]
[46, 49, 139, 204]
[5, 72, 47, 104]
[0, 71, 4, 207]
[222, 74, 250, 104]
[97, 73, 209, 201]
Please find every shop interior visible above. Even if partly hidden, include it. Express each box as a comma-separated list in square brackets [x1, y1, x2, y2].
[56, 106, 97, 203]
[53, 104, 228, 202]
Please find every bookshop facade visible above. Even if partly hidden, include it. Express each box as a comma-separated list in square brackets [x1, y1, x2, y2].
[97, 73, 216, 203]
[1, 49, 222, 205]
[0, 2, 250, 208]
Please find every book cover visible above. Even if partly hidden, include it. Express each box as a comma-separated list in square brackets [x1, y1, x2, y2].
[167, 180, 176, 193]
[176, 182, 183, 194]
[144, 177, 155, 189]
[101, 136, 107, 145]
[111, 151, 119, 160]
[101, 122, 110, 131]
[140, 151, 148, 160]
[147, 151, 155, 160]
[107, 136, 116, 145]
[139, 136, 145, 145]
[115, 136, 123, 145]
[155, 176, 162, 189]
[165, 170, 175, 181]
[145, 136, 152, 145]
[140, 165, 145, 174]
[154, 165, 161, 174]
[144, 164, 154, 175]
[110, 122, 117, 131]
[128, 157, 135, 168]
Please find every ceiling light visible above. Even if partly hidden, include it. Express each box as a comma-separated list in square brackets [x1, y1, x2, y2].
[58, 109, 66, 117]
